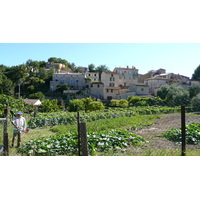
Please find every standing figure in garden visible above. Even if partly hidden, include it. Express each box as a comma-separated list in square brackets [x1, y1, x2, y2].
[11, 111, 27, 148]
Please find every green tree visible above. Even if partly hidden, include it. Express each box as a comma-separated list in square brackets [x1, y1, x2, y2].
[40, 99, 61, 112]
[95, 65, 109, 81]
[191, 94, 200, 111]
[55, 84, 69, 93]
[88, 64, 96, 72]
[188, 83, 200, 98]
[157, 85, 171, 100]
[68, 63, 76, 71]
[48, 57, 69, 67]
[67, 99, 85, 112]
[29, 91, 45, 100]
[0, 74, 14, 96]
[48, 57, 58, 63]
[192, 65, 200, 80]
[166, 85, 190, 106]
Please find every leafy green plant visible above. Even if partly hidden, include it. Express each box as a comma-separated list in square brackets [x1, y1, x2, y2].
[162, 123, 200, 144]
[19, 129, 146, 156]
[40, 99, 62, 112]
[0, 94, 25, 117]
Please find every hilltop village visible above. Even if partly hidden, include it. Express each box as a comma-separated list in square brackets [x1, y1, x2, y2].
[49, 63, 194, 100]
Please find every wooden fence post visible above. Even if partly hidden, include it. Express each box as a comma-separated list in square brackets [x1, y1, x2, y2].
[181, 106, 186, 156]
[79, 122, 88, 156]
[3, 109, 9, 156]
[77, 112, 81, 156]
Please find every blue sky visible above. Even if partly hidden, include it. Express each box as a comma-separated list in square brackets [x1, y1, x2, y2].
[0, 43, 200, 78]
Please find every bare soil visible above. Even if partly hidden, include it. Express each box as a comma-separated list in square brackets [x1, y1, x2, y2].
[127, 113, 200, 154]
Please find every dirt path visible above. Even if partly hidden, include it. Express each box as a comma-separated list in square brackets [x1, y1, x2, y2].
[127, 113, 200, 154]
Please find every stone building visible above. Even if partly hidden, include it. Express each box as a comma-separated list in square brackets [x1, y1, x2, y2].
[50, 72, 86, 91]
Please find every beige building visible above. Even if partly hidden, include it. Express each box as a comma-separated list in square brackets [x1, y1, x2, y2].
[113, 66, 139, 87]
[139, 68, 166, 83]
[101, 72, 121, 100]
[87, 82, 104, 99]
[145, 76, 169, 95]
[85, 72, 100, 82]
[117, 83, 150, 99]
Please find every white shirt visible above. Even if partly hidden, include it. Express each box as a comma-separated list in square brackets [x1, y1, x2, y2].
[12, 117, 27, 132]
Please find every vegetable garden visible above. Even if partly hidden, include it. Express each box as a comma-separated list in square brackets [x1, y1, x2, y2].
[16, 106, 183, 156]
[2, 104, 200, 156]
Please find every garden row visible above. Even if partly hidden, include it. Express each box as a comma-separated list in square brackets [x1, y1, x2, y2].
[19, 129, 146, 156]
[28, 106, 181, 128]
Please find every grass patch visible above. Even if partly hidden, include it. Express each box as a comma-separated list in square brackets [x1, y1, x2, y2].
[50, 114, 161, 134]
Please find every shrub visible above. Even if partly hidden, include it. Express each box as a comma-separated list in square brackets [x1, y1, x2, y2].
[109, 100, 119, 107]
[191, 94, 200, 111]
[118, 100, 128, 107]
[67, 99, 85, 112]
[188, 83, 200, 98]
[128, 96, 141, 106]
[40, 99, 61, 112]
[135, 100, 147, 106]
[82, 97, 94, 112]
[88, 101, 105, 111]
[29, 91, 45, 101]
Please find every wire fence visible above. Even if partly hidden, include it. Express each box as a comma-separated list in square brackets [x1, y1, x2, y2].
[0, 109, 9, 156]
[0, 119, 4, 155]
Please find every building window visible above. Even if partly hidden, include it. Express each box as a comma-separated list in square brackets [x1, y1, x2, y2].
[111, 89, 113, 93]
[88, 74, 90, 76]
[94, 74, 96, 76]
[107, 89, 109, 93]
[141, 88, 144, 91]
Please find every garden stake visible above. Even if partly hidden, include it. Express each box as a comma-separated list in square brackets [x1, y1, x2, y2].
[181, 106, 186, 156]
